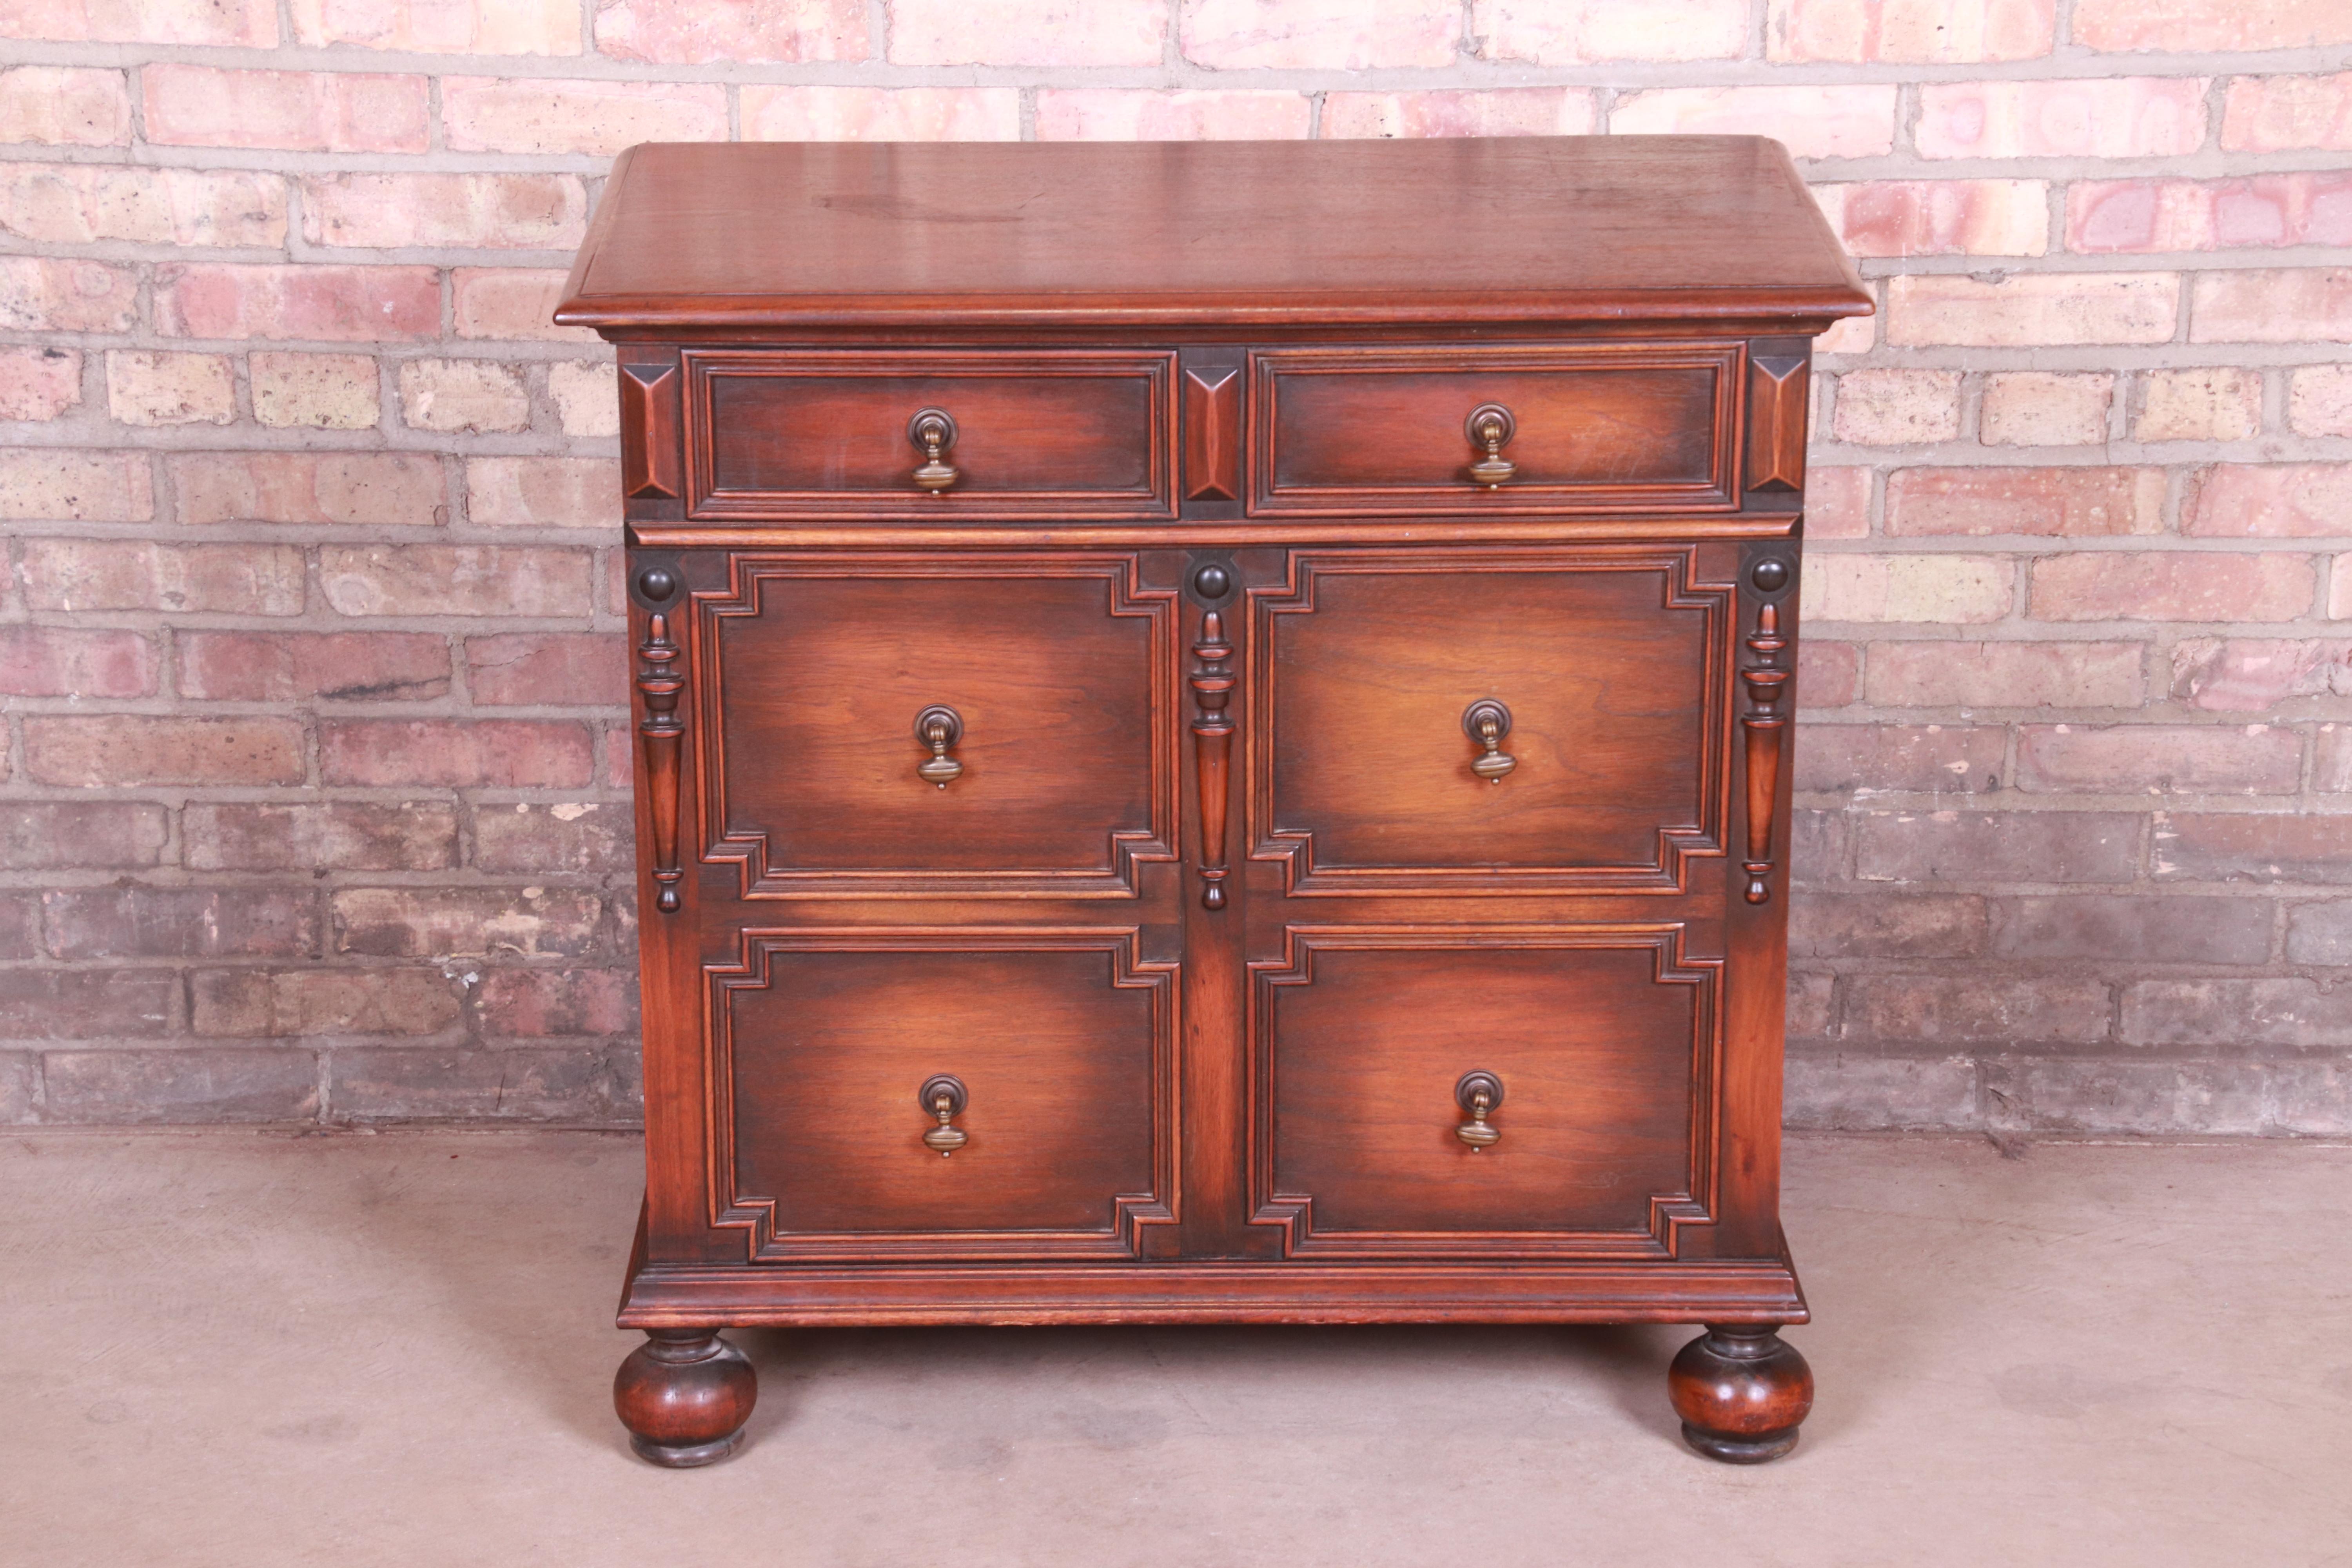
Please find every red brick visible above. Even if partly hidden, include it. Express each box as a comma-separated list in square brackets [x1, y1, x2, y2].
[105, 350, 234, 427]
[1, 0, 275, 45]
[2170, 638, 2352, 711]
[548, 362, 614, 437]
[1978, 373, 2113, 447]
[453, 269, 596, 342]
[0, 802, 167, 869]
[319, 719, 594, 788]
[172, 452, 444, 528]
[0, 163, 285, 247]
[331, 886, 603, 959]
[1785, 974, 1836, 1038]
[1993, 895, 2271, 964]
[179, 631, 450, 703]
[1795, 724, 2006, 793]
[1916, 78, 2207, 160]
[1035, 91, 1312, 141]
[2336, 558, 2352, 621]
[0, 66, 132, 145]
[0, 256, 138, 332]
[2182, 464, 2352, 539]
[1785, 1051, 1980, 1132]
[2017, 724, 2302, 795]
[1886, 466, 2160, 537]
[1789, 808, 1846, 882]
[1830, 368, 1960, 445]
[193, 969, 461, 1038]
[2074, 0, 2352, 53]
[474, 968, 635, 1036]
[301, 173, 588, 250]
[24, 715, 306, 787]
[887, 0, 1165, 65]
[319, 546, 592, 618]
[473, 801, 633, 873]
[441, 77, 728, 155]
[2223, 72, 2352, 153]
[1797, 640, 1860, 706]
[397, 358, 529, 435]
[1184, 0, 1460, 67]
[2030, 553, 2315, 623]
[0, 626, 156, 697]
[2153, 813, 2352, 884]
[1866, 640, 2145, 708]
[604, 719, 634, 789]
[0, 345, 81, 421]
[0, 973, 174, 1041]
[1811, 179, 2048, 258]
[182, 802, 459, 872]
[2288, 900, 2352, 962]
[142, 65, 426, 152]
[2316, 724, 2352, 793]
[0, 1053, 31, 1124]
[1806, 468, 1870, 540]
[464, 633, 626, 706]
[742, 85, 1020, 141]
[1320, 89, 1596, 139]
[465, 457, 618, 528]
[2137, 367, 2263, 443]
[154, 263, 440, 343]
[290, 0, 581, 52]
[2069, 173, 2352, 253]
[1605, 85, 1897, 160]
[1887, 272, 2178, 347]
[2122, 980, 2352, 1049]
[1474, 0, 1747, 62]
[20, 540, 304, 615]
[1980, 1059, 2269, 1137]
[249, 351, 379, 431]
[596, 0, 866, 62]
[327, 1046, 629, 1122]
[1801, 554, 2010, 623]
[1855, 809, 2142, 883]
[1842, 974, 2111, 1045]
[1790, 893, 1988, 957]
[43, 886, 314, 959]
[0, 897, 41, 962]
[43, 1049, 319, 1124]
[2189, 268, 2352, 344]
[1767, 0, 2053, 62]
[2289, 365, 2352, 437]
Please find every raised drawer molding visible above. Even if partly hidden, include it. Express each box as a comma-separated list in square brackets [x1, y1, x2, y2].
[559, 136, 1869, 1470]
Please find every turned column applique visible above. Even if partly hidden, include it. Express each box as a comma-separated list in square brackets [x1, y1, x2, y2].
[635, 568, 686, 915]
[1739, 568, 1792, 906]
[1189, 604, 1236, 911]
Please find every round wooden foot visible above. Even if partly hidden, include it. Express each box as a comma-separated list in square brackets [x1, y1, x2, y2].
[614, 1328, 757, 1468]
[1668, 1324, 1812, 1464]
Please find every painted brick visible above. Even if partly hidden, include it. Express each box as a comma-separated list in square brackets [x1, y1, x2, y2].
[179, 631, 450, 702]
[2153, 813, 2352, 884]
[740, 85, 1021, 141]
[302, 173, 589, 251]
[1806, 467, 1871, 540]
[1993, 895, 2272, 964]
[1798, 640, 1860, 706]
[887, 0, 1165, 65]
[182, 802, 459, 872]
[473, 802, 633, 873]
[1605, 85, 1897, 160]
[0, 163, 285, 248]
[474, 967, 634, 1036]
[1855, 809, 2142, 883]
[0, 973, 174, 1041]
[465, 632, 628, 706]
[20, 540, 303, 614]
[1, 0, 275, 44]
[0, 257, 138, 332]
[2223, 72, 2352, 153]
[1791, 893, 1989, 957]
[154, 263, 441, 344]
[1185, 0, 1460, 67]
[1887, 272, 2178, 347]
[1811, 179, 2047, 258]
[1830, 368, 1960, 445]
[1865, 640, 2145, 708]
[1979, 374, 2114, 447]
[2016, 723, 2302, 795]
[1474, 0, 1747, 63]
[0, 67, 131, 146]
[0, 802, 167, 869]
[1321, 89, 1596, 139]
[44, 1050, 319, 1124]
[0, 346, 81, 421]
[1035, 91, 1313, 141]
[1794, 723, 2006, 793]
[1767, 0, 2052, 62]
[194, 969, 462, 1038]
[0, 450, 151, 521]
[320, 719, 594, 788]
[2030, 552, 2315, 622]
[1800, 554, 2010, 623]
[173, 452, 443, 528]
[1785, 1052, 1981, 1132]
[397, 359, 530, 434]
[1981, 1059, 2269, 1138]
[320, 546, 591, 618]
[2288, 365, 2352, 437]
[24, 715, 306, 786]
[291, 0, 581, 51]
[2070, 173, 2352, 253]
[2123, 980, 2352, 1049]
[2189, 268, 2352, 344]
[2137, 367, 2263, 442]
[44, 887, 314, 960]
[1886, 466, 2161, 537]
[142, 66, 426, 153]
[2286, 900, 2352, 964]
[549, 361, 617, 437]
[1785, 974, 1836, 1038]
[105, 350, 234, 428]
[0, 626, 157, 698]
[250, 352, 380, 431]
[328, 1046, 629, 1121]
[453, 269, 595, 342]
[466, 457, 618, 529]
[1842, 975, 2111, 1044]
[331, 887, 603, 960]
[2074, 0, 2352, 53]
[1915, 77, 2208, 159]
[2183, 464, 2352, 539]
[441, 77, 727, 156]
[2171, 639, 2352, 711]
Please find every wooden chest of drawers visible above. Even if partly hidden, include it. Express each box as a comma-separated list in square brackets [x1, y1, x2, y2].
[558, 136, 1868, 1468]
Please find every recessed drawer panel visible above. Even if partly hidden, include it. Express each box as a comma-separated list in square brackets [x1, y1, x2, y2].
[1249, 344, 1742, 515]
[684, 350, 1176, 519]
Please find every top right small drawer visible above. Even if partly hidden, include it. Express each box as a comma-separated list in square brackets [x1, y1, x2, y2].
[1247, 343, 1789, 517]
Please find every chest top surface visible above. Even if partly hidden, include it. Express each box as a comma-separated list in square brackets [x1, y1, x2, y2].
[556, 136, 1870, 336]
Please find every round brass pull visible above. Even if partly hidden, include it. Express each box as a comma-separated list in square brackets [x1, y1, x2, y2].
[909, 408, 959, 492]
[1465, 403, 1517, 488]
[1462, 699, 1515, 783]
[1455, 1070, 1504, 1150]
[919, 1074, 968, 1156]
[915, 704, 964, 787]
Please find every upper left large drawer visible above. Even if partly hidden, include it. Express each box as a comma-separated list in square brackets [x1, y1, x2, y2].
[678, 350, 1178, 521]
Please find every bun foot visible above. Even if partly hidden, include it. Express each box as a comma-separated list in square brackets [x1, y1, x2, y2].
[1668, 1324, 1812, 1464]
[614, 1328, 757, 1467]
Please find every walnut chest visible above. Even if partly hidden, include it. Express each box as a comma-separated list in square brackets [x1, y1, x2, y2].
[557, 136, 1869, 1467]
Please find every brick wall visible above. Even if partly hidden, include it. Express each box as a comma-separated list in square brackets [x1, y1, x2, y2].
[1, 0, 2348, 1134]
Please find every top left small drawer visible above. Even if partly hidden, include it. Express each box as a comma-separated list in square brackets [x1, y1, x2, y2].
[678, 350, 1178, 521]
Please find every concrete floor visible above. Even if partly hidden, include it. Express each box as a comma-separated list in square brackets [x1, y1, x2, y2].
[1, 1132, 2346, 1568]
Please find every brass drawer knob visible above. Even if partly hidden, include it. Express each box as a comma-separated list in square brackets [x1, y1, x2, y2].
[915, 704, 964, 787]
[919, 1074, 969, 1156]
[1462, 699, 1516, 782]
[1455, 1070, 1504, 1150]
[1465, 403, 1517, 487]
[909, 408, 959, 492]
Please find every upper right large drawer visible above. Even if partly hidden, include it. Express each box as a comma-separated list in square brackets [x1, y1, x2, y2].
[1248, 344, 1745, 517]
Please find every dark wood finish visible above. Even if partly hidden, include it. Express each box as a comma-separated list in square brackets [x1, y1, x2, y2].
[570, 137, 1863, 1467]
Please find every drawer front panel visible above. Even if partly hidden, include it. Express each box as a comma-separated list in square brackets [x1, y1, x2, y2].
[1249, 927, 1717, 1260]
[685, 350, 1176, 519]
[695, 552, 1178, 898]
[1249, 547, 1730, 897]
[712, 930, 1178, 1262]
[1249, 345, 1742, 516]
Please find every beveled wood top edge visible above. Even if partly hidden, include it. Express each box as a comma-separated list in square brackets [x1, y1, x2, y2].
[623, 517, 1808, 548]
